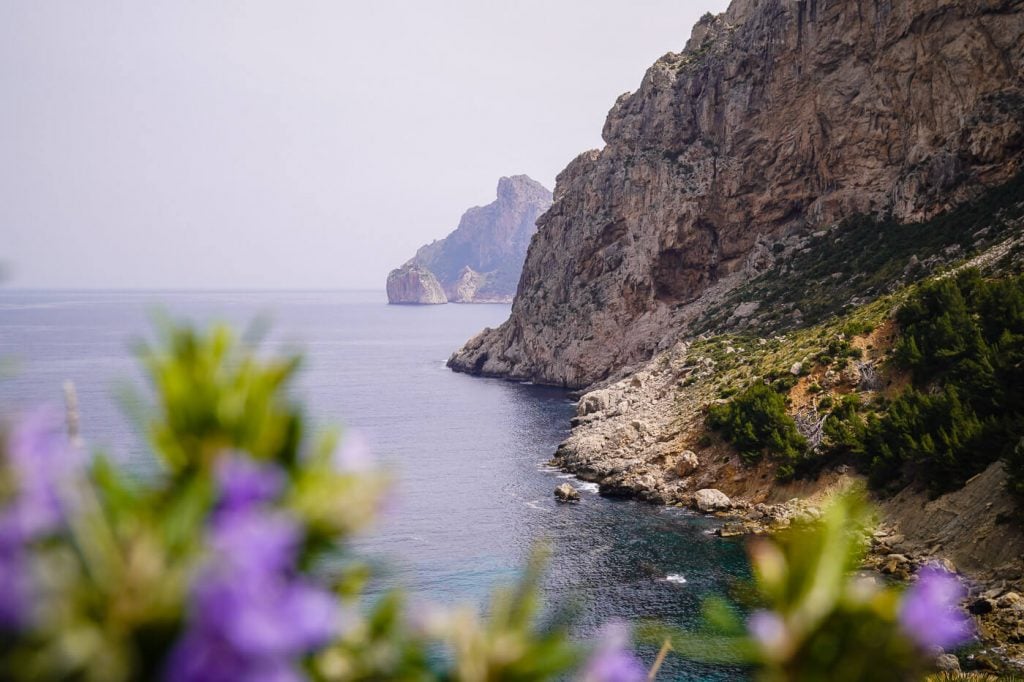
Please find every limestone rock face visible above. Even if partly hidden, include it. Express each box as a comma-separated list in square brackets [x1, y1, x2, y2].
[387, 176, 552, 304]
[449, 0, 1024, 386]
[386, 265, 447, 304]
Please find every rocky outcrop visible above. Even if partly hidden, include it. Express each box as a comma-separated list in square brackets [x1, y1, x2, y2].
[554, 483, 581, 503]
[387, 176, 552, 304]
[448, 266, 487, 303]
[386, 264, 448, 304]
[674, 450, 699, 477]
[449, 0, 1024, 387]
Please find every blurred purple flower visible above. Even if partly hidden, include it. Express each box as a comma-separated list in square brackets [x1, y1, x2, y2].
[0, 406, 79, 631]
[581, 622, 647, 682]
[168, 506, 341, 681]
[208, 508, 299, 577]
[748, 610, 789, 652]
[3, 406, 80, 540]
[215, 453, 283, 515]
[332, 430, 373, 473]
[189, 568, 339, 657]
[165, 630, 304, 682]
[899, 565, 973, 650]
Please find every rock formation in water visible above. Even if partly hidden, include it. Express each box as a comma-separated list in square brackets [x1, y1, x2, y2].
[386, 264, 447, 305]
[449, 0, 1024, 386]
[386, 175, 552, 304]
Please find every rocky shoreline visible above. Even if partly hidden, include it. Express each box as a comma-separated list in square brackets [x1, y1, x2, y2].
[551, 460, 1024, 673]
[540, 290, 1024, 672]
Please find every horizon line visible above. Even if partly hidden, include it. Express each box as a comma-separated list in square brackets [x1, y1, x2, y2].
[1, 286, 389, 293]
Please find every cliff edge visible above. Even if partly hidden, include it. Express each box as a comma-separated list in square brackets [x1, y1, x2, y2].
[448, 0, 1024, 386]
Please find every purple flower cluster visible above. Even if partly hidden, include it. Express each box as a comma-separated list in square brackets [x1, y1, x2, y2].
[898, 565, 974, 651]
[581, 622, 647, 682]
[167, 454, 341, 682]
[0, 407, 79, 629]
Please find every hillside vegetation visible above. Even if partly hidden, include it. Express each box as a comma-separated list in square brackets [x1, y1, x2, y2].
[705, 265, 1024, 511]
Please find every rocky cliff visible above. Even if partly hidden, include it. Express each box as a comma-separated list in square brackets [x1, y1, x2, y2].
[449, 0, 1024, 387]
[387, 175, 552, 304]
[386, 264, 448, 304]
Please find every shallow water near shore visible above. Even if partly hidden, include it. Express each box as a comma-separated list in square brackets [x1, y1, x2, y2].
[0, 289, 750, 680]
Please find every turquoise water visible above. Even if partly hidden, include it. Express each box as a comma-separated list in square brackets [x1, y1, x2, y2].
[0, 290, 750, 679]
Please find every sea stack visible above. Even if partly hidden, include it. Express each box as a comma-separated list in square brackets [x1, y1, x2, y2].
[385, 264, 448, 305]
[386, 175, 552, 304]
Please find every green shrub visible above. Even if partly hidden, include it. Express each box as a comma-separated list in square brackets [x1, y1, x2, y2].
[707, 383, 807, 465]
[822, 395, 867, 457]
[835, 271, 1024, 501]
[842, 321, 875, 338]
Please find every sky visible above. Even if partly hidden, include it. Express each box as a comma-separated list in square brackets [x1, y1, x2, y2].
[1, 0, 729, 290]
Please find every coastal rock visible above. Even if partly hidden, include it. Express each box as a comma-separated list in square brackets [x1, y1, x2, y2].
[386, 265, 447, 304]
[388, 175, 552, 304]
[934, 654, 961, 673]
[998, 592, 1023, 610]
[554, 483, 580, 503]
[578, 389, 615, 417]
[694, 488, 731, 513]
[450, 0, 1024, 386]
[674, 450, 699, 477]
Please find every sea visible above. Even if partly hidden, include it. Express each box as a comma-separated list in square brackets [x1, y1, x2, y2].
[0, 289, 750, 680]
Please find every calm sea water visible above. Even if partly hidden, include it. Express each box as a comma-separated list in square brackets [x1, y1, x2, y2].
[0, 290, 750, 680]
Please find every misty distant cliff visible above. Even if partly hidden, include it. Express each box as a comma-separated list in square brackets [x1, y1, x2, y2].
[386, 175, 552, 304]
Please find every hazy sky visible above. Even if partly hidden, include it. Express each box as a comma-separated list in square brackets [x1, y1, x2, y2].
[1, 1, 728, 290]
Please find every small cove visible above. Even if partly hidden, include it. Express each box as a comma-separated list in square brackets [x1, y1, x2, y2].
[0, 289, 751, 680]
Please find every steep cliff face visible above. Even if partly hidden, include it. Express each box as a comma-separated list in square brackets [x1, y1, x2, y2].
[449, 0, 1024, 387]
[386, 175, 552, 304]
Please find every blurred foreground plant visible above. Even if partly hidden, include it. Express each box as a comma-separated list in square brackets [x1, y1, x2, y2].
[0, 322, 598, 682]
[643, 493, 978, 682]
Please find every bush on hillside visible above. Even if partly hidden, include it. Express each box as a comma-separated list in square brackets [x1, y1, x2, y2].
[843, 270, 1024, 500]
[707, 383, 807, 466]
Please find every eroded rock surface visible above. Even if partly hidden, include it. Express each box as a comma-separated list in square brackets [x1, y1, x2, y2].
[449, 0, 1024, 386]
[386, 264, 447, 304]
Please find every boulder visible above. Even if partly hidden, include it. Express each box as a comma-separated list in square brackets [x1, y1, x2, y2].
[554, 483, 580, 503]
[674, 450, 699, 477]
[997, 592, 1023, 610]
[717, 522, 747, 537]
[577, 390, 613, 417]
[934, 654, 960, 673]
[693, 488, 732, 513]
